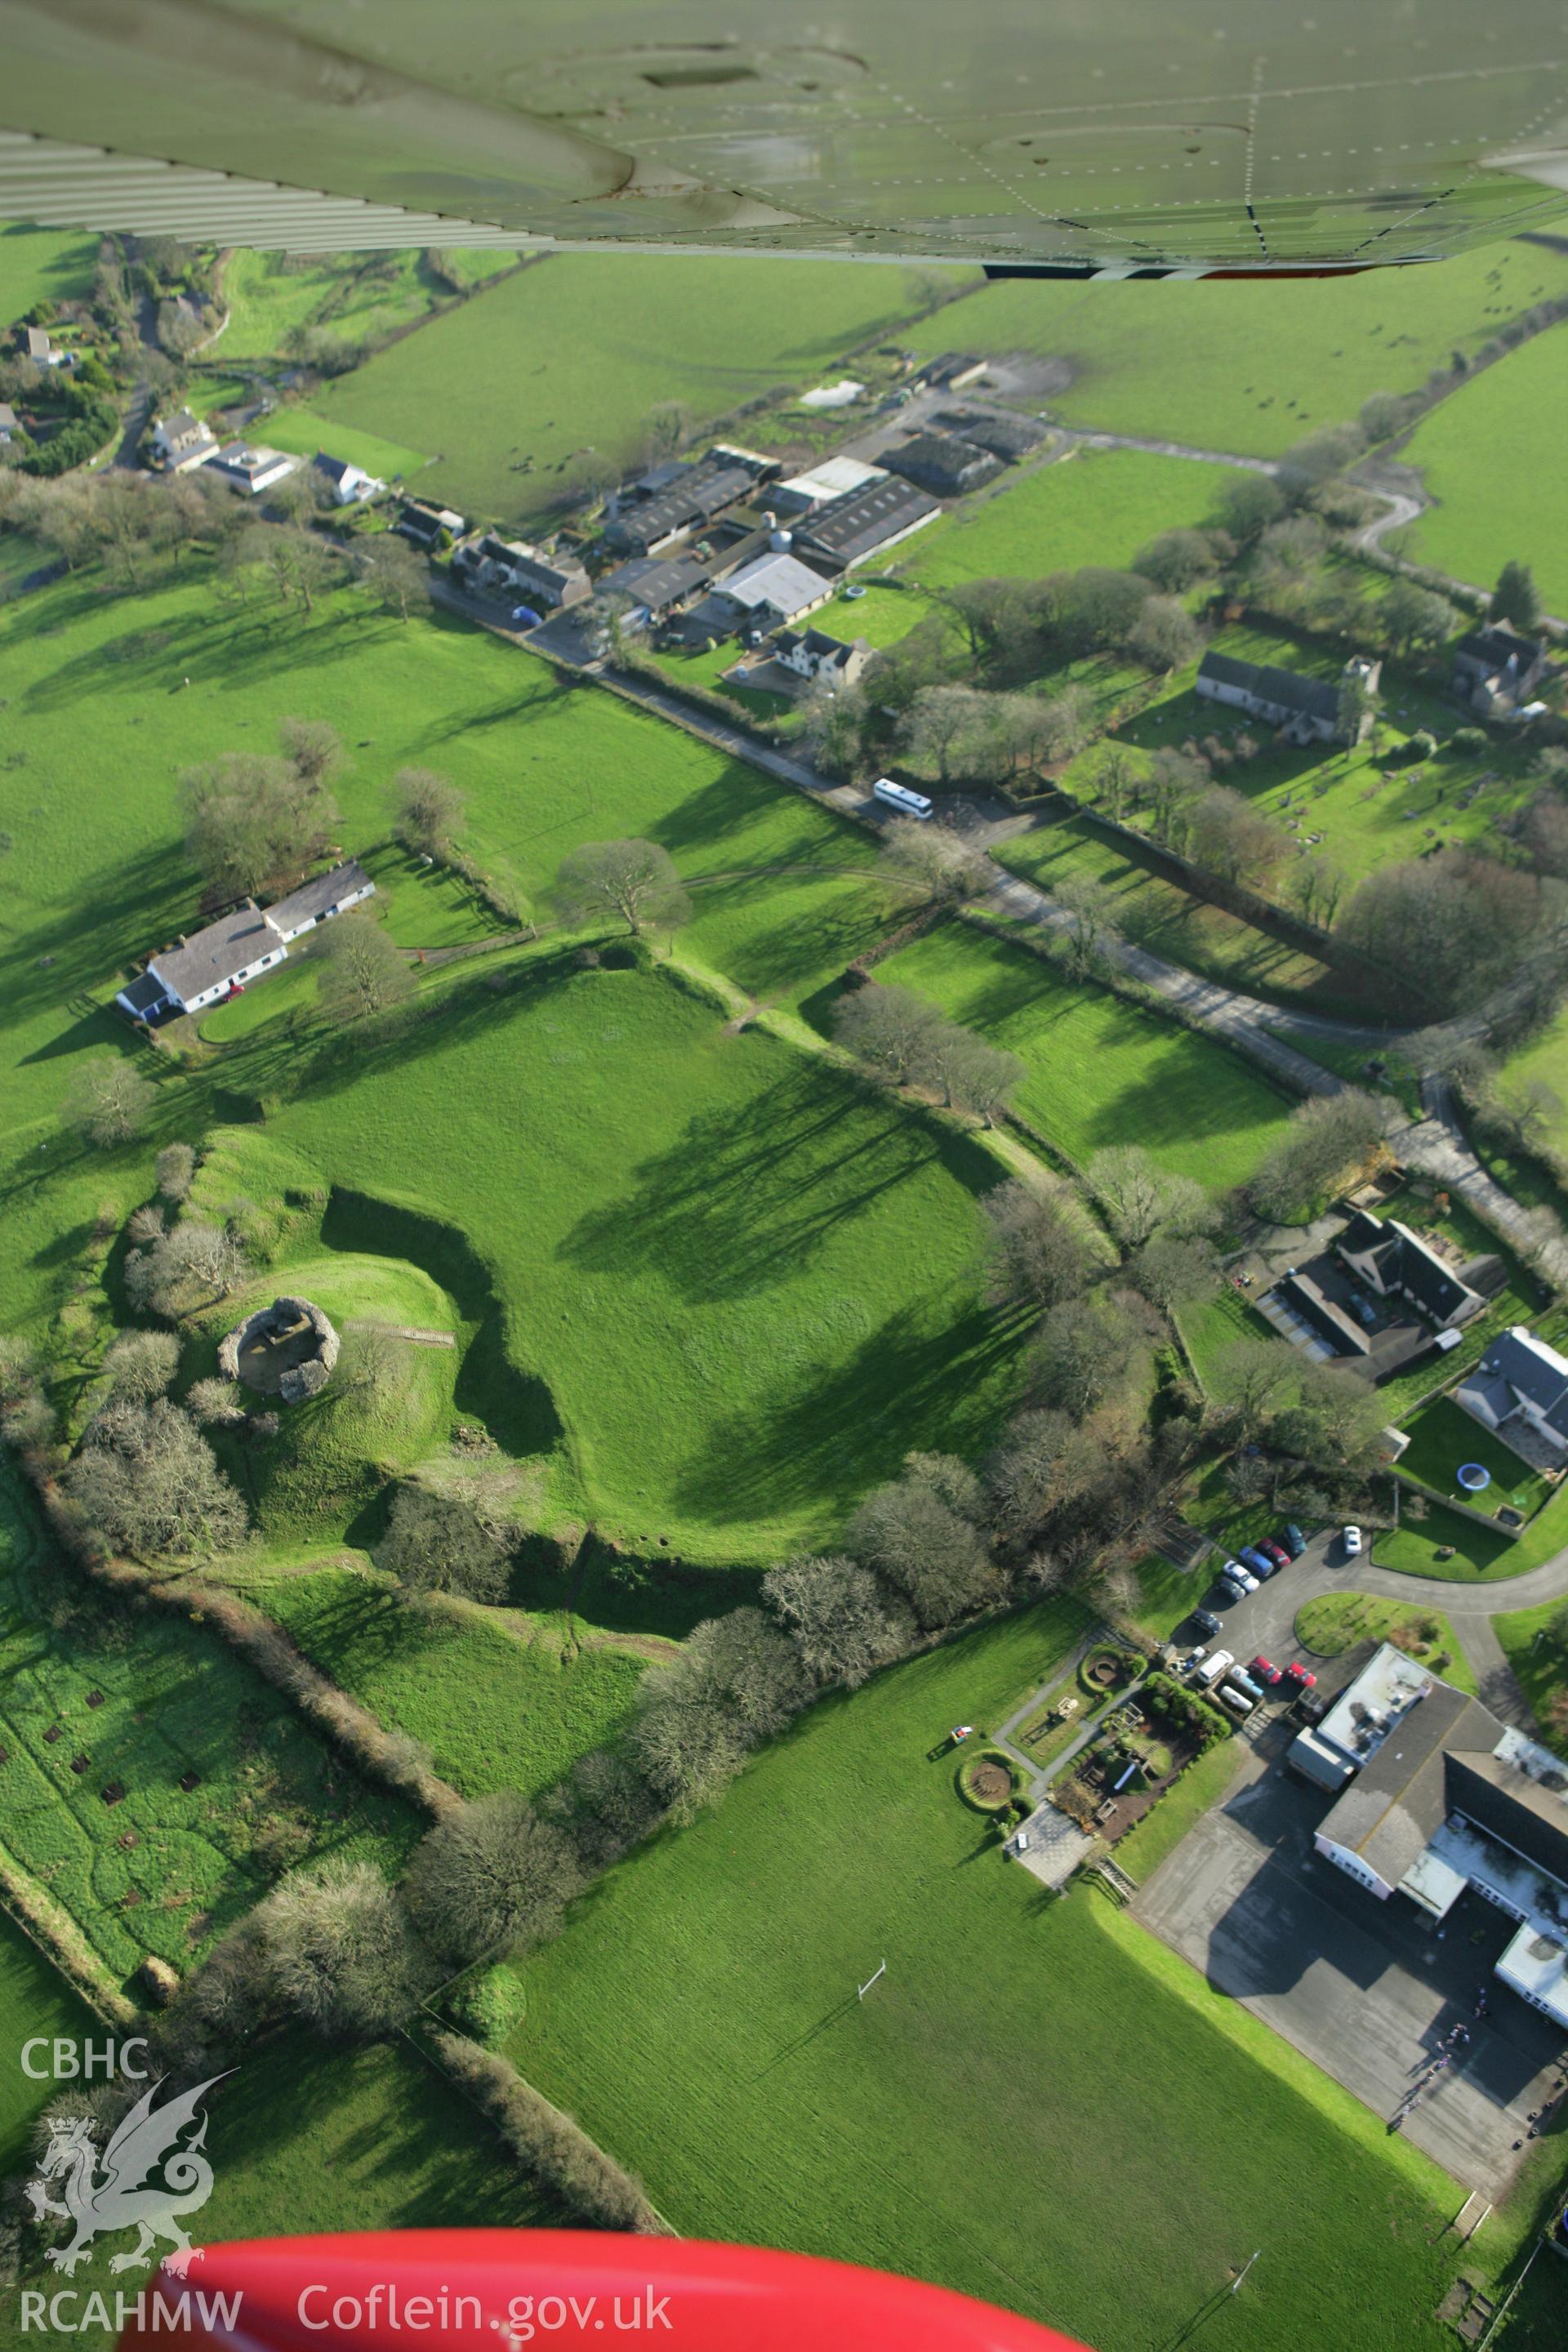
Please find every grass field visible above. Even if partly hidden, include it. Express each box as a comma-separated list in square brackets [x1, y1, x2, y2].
[1294, 1592, 1477, 1693]
[0, 223, 100, 330]
[212, 247, 519, 364]
[0, 1459, 416, 1984]
[1401, 322, 1568, 612]
[1396, 1396, 1553, 1521]
[510, 1601, 1462, 2352]
[249, 404, 429, 487]
[250, 964, 1028, 1561]
[252, 1564, 647, 1801]
[1493, 1597, 1568, 1759]
[898, 446, 1245, 590]
[874, 918, 1291, 1190]
[902, 239, 1568, 457]
[314, 254, 966, 526]
[0, 1907, 94, 2179]
[998, 811, 1352, 1012]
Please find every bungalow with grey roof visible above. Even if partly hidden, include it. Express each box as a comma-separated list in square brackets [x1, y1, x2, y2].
[1456, 1325, 1568, 1463]
[1335, 1209, 1486, 1330]
[116, 860, 374, 1022]
[1196, 648, 1380, 746]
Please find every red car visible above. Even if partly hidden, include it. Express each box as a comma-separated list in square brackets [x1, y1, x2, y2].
[1250, 1655, 1284, 1686]
[1256, 1539, 1290, 1570]
[1283, 1661, 1318, 1691]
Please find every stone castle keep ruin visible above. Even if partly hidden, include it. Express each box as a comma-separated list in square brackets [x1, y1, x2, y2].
[220, 1296, 340, 1404]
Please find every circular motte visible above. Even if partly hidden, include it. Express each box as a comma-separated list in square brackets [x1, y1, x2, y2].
[219, 1295, 340, 1403]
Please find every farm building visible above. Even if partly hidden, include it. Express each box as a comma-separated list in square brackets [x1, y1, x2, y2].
[1196, 649, 1380, 746]
[770, 626, 871, 685]
[453, 532, 591, 608]
[917, 353, 988, 391]
[1455, 1326, 1568, 1463]
[148, 408, 219, 473]
[116, 859, 374, 1022]
[314, 451, 386, 506]
[882, 430, 1002, 498]
[770, 456, 889, 518]
[604, 444, 777, 557]
[791, 474, 940, 572]
[1297, 1643, 1568, 2029]
[204, 441, 299, 496]
[931, 406, 1048, 461]
[395, 497, 466, 547]
[710, 550, 835, 631]
[597, 551, 713, 626]
[1451, 626, 1548, 718]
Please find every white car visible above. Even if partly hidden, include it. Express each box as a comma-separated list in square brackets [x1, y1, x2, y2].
[1218, 1559, 1258, 1594]
[1343, 1524, 1363, 1557]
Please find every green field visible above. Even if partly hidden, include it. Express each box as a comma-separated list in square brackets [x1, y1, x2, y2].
[512, 1602, 1461, 2352]
[1401, 323, 1568, 612]
[0, 1907, 95, 2179]
[903, 239, 1568, 457]
[899, 446, 1245, 590]
[253, 1565, 647, 1801]
[0, 1459, 416, 1984]
[312, 254, 965, 525]
[1293, 1592, 1477, 1693]
[251, 964, 1027, 1561]
[250, 404, 429, 487]
[213, 247, 518, 364]
[874, 918, 1291, 1189]
[1493, 1596, 1568, 1758]
[999, 812, 1350, 1012]
[1396, 1396, 1553, 1521]
[0, 223, 100, 329]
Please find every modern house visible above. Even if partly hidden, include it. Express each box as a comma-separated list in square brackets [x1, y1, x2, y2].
[603, 444, 777, 558]
[452, 532, 591, 608]
[1335, 1209, 1486, 1330]
[395, 497, 466, 548]
[881, 430, 1002, 498]
[1196, 649, 1381, 746]
[115, 859, 374, 1022]
[710, 550, 835, 632]
[313, 452, 385, 506]
[769, 456, 889, 519]
[0, 403, 17, 445]
[203, 441, 299, 496]
[20, 324, 69, 368]
[148, 408, 219, 473]
[770, 625, 871, 686]
[791, 474, 940, 573]
[1291, 1643, 1568, 2029]
[1456, 1326, 1568, 1463]
[1452, 626, 1548, 718]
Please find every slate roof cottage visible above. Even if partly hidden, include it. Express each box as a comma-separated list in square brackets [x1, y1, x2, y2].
[116, 860, 374, 1021]
[1196, 649, 1380, 746]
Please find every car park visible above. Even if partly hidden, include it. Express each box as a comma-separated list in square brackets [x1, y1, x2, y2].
[1250, 1656, 1283, 1686]
[1257, 1539, 1290, 1571]
[1281, 1524, 1307, 1558]
[1342, 1525, 1362, 1557]
[1190, 1607, 1222, 1639]
[1283, 1662, 1318, 1692]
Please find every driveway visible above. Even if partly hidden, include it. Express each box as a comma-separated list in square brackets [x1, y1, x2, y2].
[1134, 1742, 1566, 2197]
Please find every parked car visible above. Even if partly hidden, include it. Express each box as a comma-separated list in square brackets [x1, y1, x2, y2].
[1281, 1523, 1307, 1559]
[1342, 1524, 1363, 1557]
[1257, 1539, 1290, 1571]
[1190, 1607, 1223, 1639]
[1238, 1547, 1276, 1579]
[1283, 1662, 1318, 1692]
[1250, 1655, 1284, 1686]
[510, 604, 543, 628]
[1218, 1560, 1258, 1594]
[1217, 1686, 1255, 1720]
[1226, 1669, 1265, 1704]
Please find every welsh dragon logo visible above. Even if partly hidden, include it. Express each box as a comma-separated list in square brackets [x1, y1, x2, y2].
[24, 2074, 229, 2276]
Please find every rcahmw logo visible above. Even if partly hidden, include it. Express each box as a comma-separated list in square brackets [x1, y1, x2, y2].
[18, 2039, 234, 2321]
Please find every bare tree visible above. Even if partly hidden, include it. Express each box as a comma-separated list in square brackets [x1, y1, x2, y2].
[278, 717, 344, 791]
[844, 1453, 994, 1628]
[1031, 1290, 1144, 1420]
[403, 1794, 581, 1966]
[1053, 872, 1120, 978]
[390, 767, 466, 860]
[315, 912, 414, 1022]
[554, 840, 691, 937]
[63, 1057, 154, 1147]
[259, 1860, 433, 2040]
[65, 1397, 247, 1557]
[378, 1487, 511, 1602]
[155, 1142, 196, 1200]
[984, 1408, 1099, 1543]
[761, 1554, 913, 1686]
[99, 1328, 180, 1402]
[181, 751, 338, 898]
[831, 982, 942, 1087]
[1087, 1145, 1212, 1249]
[359, 536, 432, 622]
[982, 1177, 1094, 1314]
[876, 818, 991, 905]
